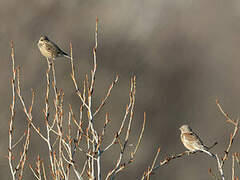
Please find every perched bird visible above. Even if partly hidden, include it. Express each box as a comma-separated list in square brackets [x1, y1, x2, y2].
[37, 35, 71, 60]
[179, 125, 215, 158]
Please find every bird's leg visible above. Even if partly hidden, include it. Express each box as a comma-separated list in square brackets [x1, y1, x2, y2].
[186, 150, 195, 155]
[46, 58, 51, 66]
[49, 58, 53, 66]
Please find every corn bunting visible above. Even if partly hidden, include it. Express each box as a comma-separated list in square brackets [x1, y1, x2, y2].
[38, 35, 70, 60]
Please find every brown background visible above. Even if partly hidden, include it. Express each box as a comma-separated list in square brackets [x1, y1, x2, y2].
[0, 0, 240, 179]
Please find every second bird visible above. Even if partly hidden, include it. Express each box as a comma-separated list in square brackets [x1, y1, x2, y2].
[179, 125, 216, 158]
[38, 35, 71, 60]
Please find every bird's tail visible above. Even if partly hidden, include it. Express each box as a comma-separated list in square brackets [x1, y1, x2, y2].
[201, 149, 216, 159]
[63, 53, 71, 59]
[61, 50, 71, 59]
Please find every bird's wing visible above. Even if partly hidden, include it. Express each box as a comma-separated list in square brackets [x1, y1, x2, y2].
[51, 41, 68, 56]
[45, 42, 58, 54]
[182, 132, 204, 145]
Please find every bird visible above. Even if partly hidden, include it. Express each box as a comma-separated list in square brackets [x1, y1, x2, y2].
[179, 124, 216, 158]
[37, 35, 71, 60]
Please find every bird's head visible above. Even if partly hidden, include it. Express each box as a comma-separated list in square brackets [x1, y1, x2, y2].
[39, 35, 49, 43]
[179, 124, 192, 133]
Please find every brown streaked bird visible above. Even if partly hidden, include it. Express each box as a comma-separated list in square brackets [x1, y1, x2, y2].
[179, 125, 215, 158]
[37, 35, 71, 60]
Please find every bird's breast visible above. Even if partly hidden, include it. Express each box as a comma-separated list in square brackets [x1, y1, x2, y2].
[38, 43, 55, 58]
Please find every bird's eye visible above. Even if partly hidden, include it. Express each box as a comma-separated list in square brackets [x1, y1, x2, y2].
[40, 38, 43, 41]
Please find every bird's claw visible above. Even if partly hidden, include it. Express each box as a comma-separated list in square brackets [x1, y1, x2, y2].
[186, 151, 193, 155]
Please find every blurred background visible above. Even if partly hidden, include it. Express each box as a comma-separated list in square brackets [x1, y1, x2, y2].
[1, 0, 240, 179]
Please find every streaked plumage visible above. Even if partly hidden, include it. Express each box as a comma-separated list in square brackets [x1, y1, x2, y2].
[179, 125, 215, 158]
[37, 35, 70, 59]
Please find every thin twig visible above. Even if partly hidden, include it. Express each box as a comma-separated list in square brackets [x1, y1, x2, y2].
[232, 155, 235, 180]
[105, 76, 136, 180]
[93, 75, 119, 117]
[143, 148, 161, 180]
[8, 41, 16, 180]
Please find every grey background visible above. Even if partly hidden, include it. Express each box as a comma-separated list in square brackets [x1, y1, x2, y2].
[0, 0, 240, 179]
